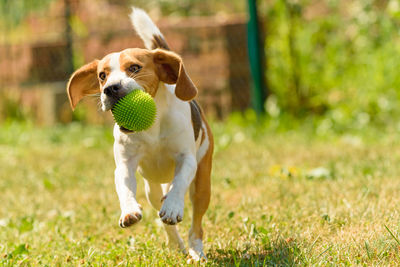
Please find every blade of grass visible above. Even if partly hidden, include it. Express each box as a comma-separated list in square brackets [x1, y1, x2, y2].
[364, 241, 371, 260]
[308, 235, 320, 253]
[384, 224, 400, 246]
[316, 245, 332, 259]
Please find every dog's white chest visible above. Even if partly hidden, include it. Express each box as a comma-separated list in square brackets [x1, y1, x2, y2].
[138, 146, 176, 183]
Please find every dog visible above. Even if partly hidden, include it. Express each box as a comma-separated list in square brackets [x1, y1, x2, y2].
[66, 8, 213, 261]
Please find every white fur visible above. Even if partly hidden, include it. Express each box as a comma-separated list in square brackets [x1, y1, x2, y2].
[188, 239, 206, 262]
[104, 53, 126, 90]
[130, 8, 163, 50]
[109, 52, 120, 71]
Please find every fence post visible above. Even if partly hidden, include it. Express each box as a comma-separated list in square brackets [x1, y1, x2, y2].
[247, 0, 267, 114]
[64, 0, 74, 75]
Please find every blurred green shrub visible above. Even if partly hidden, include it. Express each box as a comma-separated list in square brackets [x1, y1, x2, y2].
[264, 0, 400, 129]
[0, 91, 32, 123]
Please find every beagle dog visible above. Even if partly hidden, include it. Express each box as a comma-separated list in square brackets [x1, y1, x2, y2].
[66, 8, 213, 261]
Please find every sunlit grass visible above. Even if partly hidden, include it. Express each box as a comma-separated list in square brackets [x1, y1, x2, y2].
[1, 120, 400, 265]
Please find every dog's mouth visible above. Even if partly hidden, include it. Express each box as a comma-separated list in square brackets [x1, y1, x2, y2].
[119, 126, 134, 133]
[109, 98, 119, 110]
[106, 87, 145, 134]
[102, 80, 147, 111]
[109, 92, 127, 108]
[101, 90, 129, 111]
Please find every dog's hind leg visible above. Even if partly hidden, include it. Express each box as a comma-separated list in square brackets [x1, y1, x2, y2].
[144, 179, 186, 252]
[188, 147, 212, 262]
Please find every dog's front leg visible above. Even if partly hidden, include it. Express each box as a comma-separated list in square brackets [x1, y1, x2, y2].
[159, 153, 197, 225]
[114, 143, 142, 228]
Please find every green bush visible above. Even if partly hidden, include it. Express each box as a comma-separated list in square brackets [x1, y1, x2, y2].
[0, 91, 32, 123]
[264, 0, 400, 129]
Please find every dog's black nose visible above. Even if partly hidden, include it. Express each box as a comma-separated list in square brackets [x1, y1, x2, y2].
[104, 84, 122, 97]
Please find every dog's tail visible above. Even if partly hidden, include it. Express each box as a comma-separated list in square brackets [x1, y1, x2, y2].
[129, 7, 170, 51]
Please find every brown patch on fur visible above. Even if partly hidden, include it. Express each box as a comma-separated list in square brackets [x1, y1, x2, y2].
[153, 49, 198, 101]
[196, 103, 207, 146]
[199, 126, 206, 145]
[202, 115, 214, 153]
[67, 60, 100, 109]
[190, 100, 202, 141]
[200, 109, 213, 150]
[97, 57, 111, 86]
[119, 48, 160, 97]
[151, 34, 170, 50]
[189, 110, 213, 242]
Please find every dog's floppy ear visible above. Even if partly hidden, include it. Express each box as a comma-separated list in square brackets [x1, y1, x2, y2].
[67, 60, 100, 110]
[153, 49, 197, 101]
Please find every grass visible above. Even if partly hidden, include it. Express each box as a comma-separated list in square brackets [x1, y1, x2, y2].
[1, 120, 400, 266]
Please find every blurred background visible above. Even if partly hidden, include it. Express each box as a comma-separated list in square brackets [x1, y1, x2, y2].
[1, 0, 399, 131]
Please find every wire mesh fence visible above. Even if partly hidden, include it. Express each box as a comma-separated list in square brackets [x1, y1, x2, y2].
[0, 0, 254, 124]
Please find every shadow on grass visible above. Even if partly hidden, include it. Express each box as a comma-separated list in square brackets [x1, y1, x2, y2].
[207, 238, 303, 266]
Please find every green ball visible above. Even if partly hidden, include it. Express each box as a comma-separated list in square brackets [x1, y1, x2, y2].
[111, 90, 156, 131]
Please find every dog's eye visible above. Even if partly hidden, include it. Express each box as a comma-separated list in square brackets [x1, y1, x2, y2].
[99, 72, 106, 81]
[128, 64, 142, 73]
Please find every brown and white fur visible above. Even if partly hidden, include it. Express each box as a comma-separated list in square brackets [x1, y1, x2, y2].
[66, 8, 213, 261]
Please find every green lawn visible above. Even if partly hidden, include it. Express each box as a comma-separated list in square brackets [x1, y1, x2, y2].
[1, 121, 400, 266]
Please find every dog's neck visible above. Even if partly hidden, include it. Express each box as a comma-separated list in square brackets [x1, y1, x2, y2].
[153, 82, 173, 117]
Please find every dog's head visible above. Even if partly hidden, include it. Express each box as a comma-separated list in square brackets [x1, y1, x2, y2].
[67, 48, 197, 111]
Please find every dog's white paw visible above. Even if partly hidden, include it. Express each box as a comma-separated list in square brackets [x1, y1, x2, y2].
[159, 194, 184, 225]
[187, 248, 207, 263]
[119, 205, 142, 228]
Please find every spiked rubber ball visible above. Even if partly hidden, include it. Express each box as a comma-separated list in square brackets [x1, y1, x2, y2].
[111, 90, 156, 131]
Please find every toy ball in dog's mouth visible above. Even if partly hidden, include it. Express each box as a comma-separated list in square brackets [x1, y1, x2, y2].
[111, 89, 156, 132]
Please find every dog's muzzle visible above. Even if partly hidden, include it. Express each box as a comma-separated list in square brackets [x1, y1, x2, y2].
[102, 83, 131, 110]
[104, 84, 123, 98]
